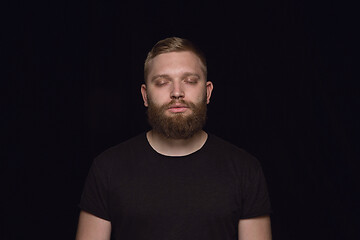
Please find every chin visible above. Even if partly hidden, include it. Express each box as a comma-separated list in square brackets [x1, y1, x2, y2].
[166, 112, 192, 118]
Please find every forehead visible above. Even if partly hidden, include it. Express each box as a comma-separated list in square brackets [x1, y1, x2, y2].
[147, 51, 204, 78]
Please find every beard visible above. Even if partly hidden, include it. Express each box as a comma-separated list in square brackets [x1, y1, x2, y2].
[147, 97, 207, 139]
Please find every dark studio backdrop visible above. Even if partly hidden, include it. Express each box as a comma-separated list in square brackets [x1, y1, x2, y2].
[3, 0, 358, 239]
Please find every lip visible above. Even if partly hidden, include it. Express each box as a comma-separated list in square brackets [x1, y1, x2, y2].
[167, 104, 189, 113]
[168, 103, 188, 109]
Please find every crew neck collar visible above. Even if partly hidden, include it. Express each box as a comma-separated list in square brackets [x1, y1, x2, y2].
[144, 132, 210, 158]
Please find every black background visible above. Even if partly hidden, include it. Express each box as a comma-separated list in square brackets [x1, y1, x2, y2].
[3, 0, 359, 239]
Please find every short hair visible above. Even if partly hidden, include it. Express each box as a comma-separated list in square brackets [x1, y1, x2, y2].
[144, 37, 207, 83]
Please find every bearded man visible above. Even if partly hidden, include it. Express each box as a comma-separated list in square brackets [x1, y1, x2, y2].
[76, 37, 272, 240]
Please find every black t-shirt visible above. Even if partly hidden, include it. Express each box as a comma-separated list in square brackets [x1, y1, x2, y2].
[79, 133, 271, 240]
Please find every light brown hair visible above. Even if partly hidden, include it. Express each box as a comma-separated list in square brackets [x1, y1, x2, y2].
[144, 37, 207, 83]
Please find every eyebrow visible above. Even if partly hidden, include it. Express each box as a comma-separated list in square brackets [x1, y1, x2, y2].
[182, 72, 201, 79]
[150, 72, 201, 82]
[151, 74, 171, 82]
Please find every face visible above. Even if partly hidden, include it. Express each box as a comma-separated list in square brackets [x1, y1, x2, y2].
[141, 51, 213, 139]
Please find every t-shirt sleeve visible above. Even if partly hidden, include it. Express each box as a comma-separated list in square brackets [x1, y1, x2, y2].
[239, 156, 272, 219]
[78, 157, 111, 221]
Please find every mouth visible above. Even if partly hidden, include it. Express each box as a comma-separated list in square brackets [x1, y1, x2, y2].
[167, 104, 189, 113]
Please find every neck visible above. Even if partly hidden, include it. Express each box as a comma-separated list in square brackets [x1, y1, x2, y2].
[146, 130, 208, 157]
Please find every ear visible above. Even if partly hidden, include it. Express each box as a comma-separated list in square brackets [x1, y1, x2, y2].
[206, 81, 214, 104]
[141, 84, 149, 107]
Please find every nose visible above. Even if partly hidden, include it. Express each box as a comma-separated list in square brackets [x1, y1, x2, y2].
[170, 82, 184, 99]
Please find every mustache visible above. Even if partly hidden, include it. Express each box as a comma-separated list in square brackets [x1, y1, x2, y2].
[165, 100, 191, 108]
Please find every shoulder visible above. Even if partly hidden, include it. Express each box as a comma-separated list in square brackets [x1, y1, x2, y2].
[205, 133, 262, 169]
[206, 134, 258, 160]
[92, 132, 147, 169]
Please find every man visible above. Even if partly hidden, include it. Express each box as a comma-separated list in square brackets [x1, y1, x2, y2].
[76, 37, 272, 240]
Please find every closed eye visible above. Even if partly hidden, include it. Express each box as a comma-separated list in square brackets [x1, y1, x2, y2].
[184, 77, 199, 84]
[154, 79, 170, 86]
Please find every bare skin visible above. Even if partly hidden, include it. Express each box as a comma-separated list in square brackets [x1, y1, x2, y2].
[141, 51, 213, 156]
[146, 129, 208, 156]
[75, 211, 111, 240]
[238, 215, 272, 240]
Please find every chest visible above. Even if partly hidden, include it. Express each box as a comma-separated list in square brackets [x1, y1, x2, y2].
[108, 159, 240, 221]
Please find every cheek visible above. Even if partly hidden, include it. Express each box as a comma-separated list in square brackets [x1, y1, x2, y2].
[147, 91, 168, 106]
[188, 88, 207, 103]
